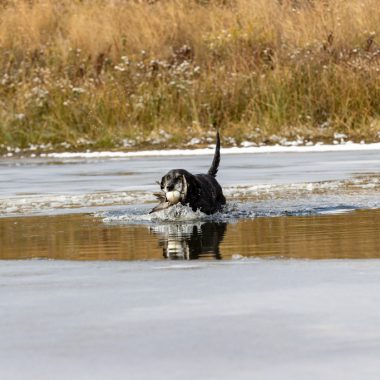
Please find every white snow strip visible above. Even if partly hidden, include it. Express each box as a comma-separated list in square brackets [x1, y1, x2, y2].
[42, 142, 380, 159]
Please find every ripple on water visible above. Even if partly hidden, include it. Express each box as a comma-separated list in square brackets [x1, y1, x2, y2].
[2, 209, 380, 261]
[1, 174, 380, 218]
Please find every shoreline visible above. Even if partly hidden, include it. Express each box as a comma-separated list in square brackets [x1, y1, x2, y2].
[29, 141, 380, 159]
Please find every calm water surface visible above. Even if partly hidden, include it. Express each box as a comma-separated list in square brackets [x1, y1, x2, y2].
[1, 209, 380, 260]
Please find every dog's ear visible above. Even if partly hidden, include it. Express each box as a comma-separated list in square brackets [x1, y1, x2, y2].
[182, 172, 199, 200]
[180, 174, 188, 195]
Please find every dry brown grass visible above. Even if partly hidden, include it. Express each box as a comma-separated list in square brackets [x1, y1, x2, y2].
[1, 0, 380, 151]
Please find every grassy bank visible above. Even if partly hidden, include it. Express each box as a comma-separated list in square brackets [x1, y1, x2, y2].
[1, 0, 380, 152]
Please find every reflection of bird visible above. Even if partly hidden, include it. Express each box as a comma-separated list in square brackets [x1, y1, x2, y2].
[151, 222, 227, 260]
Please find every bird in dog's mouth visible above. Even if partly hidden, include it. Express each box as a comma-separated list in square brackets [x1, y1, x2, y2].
[150, 173, 188, 213]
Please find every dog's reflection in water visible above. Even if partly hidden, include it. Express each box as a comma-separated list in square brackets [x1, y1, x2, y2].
[151, 222, 227, 260]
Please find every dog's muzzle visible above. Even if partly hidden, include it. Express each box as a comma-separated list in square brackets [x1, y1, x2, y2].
[164, 175, 188, 204]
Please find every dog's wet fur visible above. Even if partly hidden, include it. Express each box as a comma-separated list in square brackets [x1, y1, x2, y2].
[150, 131, 226, 215]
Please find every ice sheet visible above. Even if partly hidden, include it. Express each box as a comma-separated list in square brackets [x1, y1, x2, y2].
[1, 260, 380, 379]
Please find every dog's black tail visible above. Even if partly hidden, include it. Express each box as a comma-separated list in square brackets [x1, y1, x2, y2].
[208, 130, 221, 178]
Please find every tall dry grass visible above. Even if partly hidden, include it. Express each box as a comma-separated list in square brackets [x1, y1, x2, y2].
[1, 0, 380, 151]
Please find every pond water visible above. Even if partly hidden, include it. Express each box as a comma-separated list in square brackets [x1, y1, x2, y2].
[1, 209, 380, 260]
[2, 148, 380, 380]
[1, 148, 380, 260]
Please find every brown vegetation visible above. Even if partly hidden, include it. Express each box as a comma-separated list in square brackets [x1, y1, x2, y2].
[1, 0, 380, 152]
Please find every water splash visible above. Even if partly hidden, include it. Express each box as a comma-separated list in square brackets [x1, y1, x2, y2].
[102, 203, 208, 223]
[100, 192, 380, 225]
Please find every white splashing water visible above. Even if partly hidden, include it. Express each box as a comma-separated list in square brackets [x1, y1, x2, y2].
[100, 194, 380, 225]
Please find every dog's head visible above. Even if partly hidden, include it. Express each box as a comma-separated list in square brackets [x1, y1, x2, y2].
[150, 169, 200, 213]
[159, 169, 190, 200]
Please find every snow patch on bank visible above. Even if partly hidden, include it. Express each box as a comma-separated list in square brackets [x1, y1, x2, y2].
[42, 142, 380, 159]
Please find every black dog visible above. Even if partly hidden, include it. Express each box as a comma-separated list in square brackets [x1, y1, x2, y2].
[150, 131, 226, 214]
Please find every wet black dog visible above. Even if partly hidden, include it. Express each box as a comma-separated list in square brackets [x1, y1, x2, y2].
[150, 131, 226, 215]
